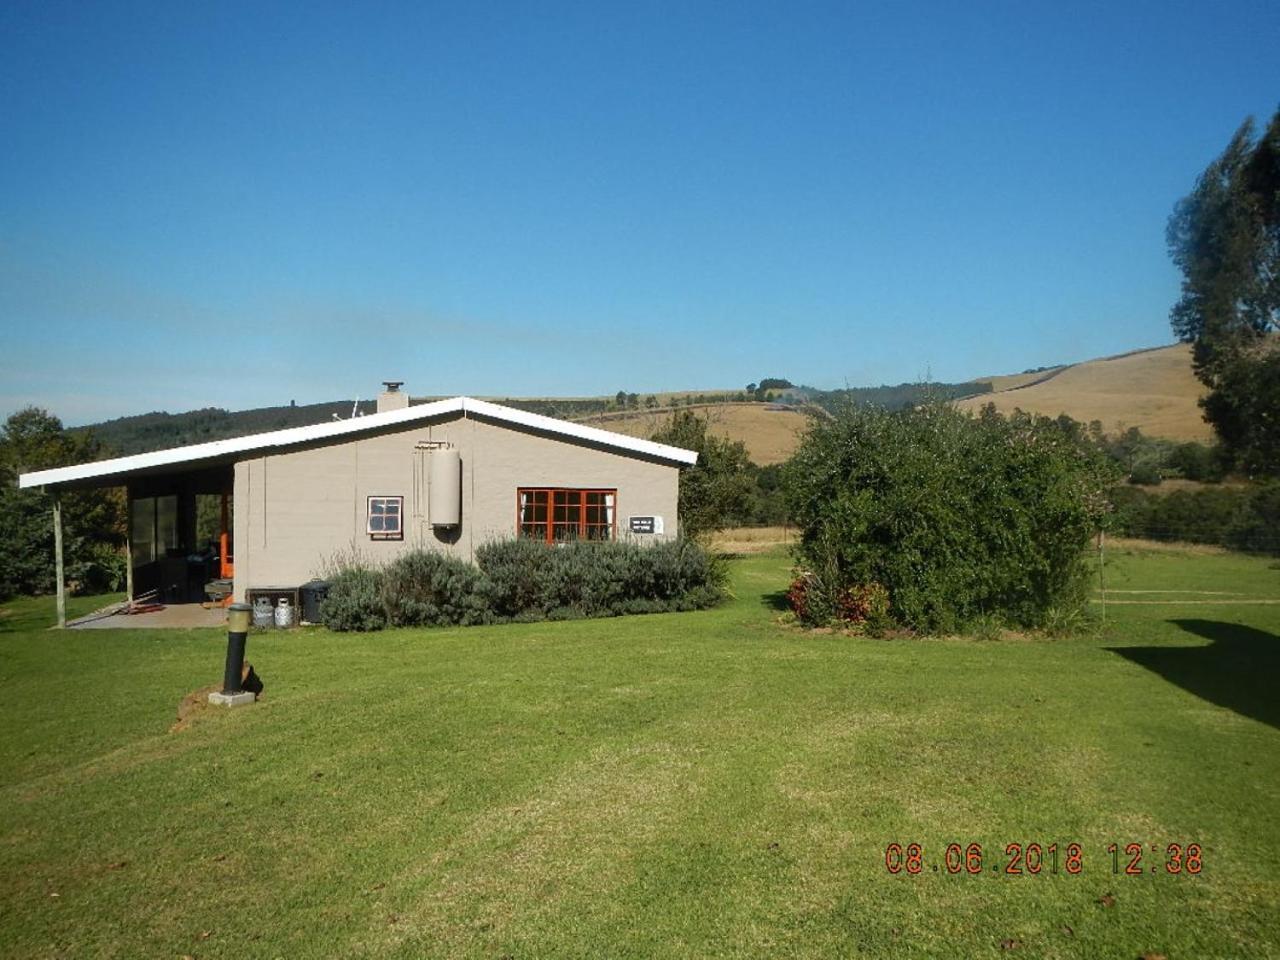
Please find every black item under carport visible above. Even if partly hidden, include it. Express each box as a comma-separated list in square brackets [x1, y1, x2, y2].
[300, 580, 330, 625]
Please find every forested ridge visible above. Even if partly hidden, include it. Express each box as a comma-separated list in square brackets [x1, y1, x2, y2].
[70, 380, 992, 458]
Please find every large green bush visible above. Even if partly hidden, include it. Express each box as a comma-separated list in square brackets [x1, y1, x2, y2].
[784, 403, 1113, 632]
[320, 539, 725, 632]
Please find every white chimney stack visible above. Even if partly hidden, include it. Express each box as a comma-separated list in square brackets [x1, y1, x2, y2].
[378, 381, 409, 413]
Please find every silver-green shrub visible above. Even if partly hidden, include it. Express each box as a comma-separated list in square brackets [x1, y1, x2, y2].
[320, 565, 387, 632]
[380, 551, 491, 627]
[320, 539, 725, 632]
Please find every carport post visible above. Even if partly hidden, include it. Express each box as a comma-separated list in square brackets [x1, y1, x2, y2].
[52, 490, 65, 629]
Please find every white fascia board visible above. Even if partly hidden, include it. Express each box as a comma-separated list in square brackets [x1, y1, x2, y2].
[18, 397, 466, 489]
[460, 397, 699, 465]
[18, 395, 696, 490]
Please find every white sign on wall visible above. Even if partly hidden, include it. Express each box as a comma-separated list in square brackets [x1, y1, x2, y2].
[629, 515, 664, 535]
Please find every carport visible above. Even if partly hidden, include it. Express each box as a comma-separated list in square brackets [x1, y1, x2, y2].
[19, 452, 237, 628]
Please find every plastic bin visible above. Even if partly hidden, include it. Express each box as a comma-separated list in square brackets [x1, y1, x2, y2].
[300, 580, 330, 625]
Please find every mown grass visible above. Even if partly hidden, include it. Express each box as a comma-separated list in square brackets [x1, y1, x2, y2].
[1, 546, 1278, 958]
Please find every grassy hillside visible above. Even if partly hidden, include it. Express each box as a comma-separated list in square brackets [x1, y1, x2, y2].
[577, 403, 814, 466]
[956, 343, 1211, 441]
[980, 366, 1066, 393]
[580, 382, 992, 466]
[68, 344, 1212, 463]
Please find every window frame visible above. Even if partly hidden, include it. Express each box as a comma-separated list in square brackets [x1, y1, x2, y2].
[516, 487, 617, 543]
[366, 495, 405, 540]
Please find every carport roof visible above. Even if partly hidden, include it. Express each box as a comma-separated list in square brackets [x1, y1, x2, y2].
[18, 396, 699, 491]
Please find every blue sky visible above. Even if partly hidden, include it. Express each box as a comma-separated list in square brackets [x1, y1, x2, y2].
[1, 1, 1277, 424]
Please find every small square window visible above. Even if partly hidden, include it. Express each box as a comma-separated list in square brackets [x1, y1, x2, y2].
[367, 496, 404, 540]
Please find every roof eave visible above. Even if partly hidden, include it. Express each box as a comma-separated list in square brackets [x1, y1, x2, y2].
[17, 395, 697, 489]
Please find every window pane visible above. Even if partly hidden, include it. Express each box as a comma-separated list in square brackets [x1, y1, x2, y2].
[519, 490, 548, 525]
[368, 497, 403, 536]
[519, 489, 613, 541]
[156, 495, 179, 555]
[130, 498, 154, 566]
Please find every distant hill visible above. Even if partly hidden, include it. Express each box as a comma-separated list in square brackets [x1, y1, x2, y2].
[74, 396, 614, 457]
[69, 347, 1210, 465]
[577, 380, 993, 465]
[74, 380, 983, 464]
[78, 401, 379, 456]
[577, 403, 815, 466]
[954, 343, 1211, 441]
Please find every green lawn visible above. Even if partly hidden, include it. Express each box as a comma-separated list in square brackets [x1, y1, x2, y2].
[1, 545, 1278, 958]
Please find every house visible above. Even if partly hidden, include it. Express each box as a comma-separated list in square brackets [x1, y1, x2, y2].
[18, 384, 697, 626]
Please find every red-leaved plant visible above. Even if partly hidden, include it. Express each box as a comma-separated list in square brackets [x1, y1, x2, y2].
[787, 571, 889, 627]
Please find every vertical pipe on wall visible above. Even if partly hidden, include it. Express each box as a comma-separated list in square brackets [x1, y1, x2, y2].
[125, 483, 134, 600]
[352, 443, 360, 541]
[52, 491, 65, 629]
[261, 457, 268, 549]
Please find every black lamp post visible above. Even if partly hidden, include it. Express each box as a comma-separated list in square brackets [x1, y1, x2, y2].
[223, 603, 252, 694]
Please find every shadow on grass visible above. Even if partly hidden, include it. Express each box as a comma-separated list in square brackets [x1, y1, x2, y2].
[1107, 620, 1280, 730]
[760, 589, 790, 612]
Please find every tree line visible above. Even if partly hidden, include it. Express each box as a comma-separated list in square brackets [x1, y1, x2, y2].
[0, 409, 125, 600]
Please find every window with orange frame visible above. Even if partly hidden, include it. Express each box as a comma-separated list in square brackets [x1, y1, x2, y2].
[517, 488, 616, 542]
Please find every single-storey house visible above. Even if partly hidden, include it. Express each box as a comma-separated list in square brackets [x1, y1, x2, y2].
[18, 384, 697, 626]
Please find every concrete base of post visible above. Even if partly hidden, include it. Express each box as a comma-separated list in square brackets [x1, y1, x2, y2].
[208, 690, 256, 707]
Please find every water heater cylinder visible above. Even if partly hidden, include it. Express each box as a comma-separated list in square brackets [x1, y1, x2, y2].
[428, 447, 461, 526]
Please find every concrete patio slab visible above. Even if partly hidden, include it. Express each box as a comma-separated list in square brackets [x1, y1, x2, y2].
[68, 604, 228, 630]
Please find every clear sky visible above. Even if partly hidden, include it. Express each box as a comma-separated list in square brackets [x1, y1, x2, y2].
[1, 1, 1277, 424]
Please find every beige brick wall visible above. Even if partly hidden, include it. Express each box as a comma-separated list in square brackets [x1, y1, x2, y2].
[233, 412, 681, 597]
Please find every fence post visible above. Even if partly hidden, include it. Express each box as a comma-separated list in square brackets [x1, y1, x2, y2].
[1097, 529, 1106, 625]
[51, 491, 66, 629]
